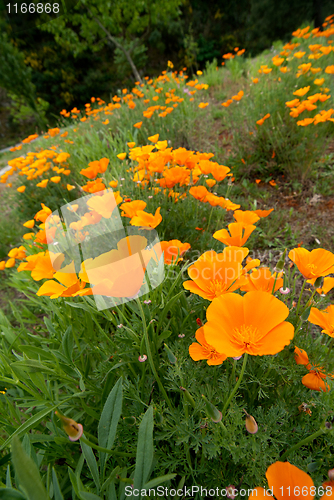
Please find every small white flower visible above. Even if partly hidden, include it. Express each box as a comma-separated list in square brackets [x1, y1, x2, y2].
[117, 324, 123, 328]
[178, 333, 185, 338]
[144, 300, 151, 304]
[138, 354, 147, 362]
[279, 287, 290, 295]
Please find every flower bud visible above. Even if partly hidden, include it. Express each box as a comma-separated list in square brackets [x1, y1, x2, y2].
[313, 276, 323, 288]
[275, 248, 287, 272]
[202, 395, 222, 423]
[180, 387, 196, 408]
[123, 416, 136, 425]
[328, 468, 334, 480]
[243, 409, 258, 434]
[55, 411, 83, 441]
[164, 343, 177, 364]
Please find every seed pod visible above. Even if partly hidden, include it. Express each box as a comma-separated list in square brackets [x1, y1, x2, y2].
[243, 409, 258, 434]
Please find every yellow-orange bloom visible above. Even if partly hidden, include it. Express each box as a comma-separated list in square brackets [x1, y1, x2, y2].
[134, 121, 143, 129]
[308, 305, 334, 337]
[36, 179, 49, 188]
[23, 220, 35, 229]
[302, 369, 332, 392]
[233, 210, 260, 226]
[130, 207, 162, 229]
[189, 186, 209, 202]
[86, 190, 122, 218]
[249, 462, 316, 500]
[213, 223, 256, 247]
[198, 102, 209, 108]
[121, 200, 147, 218]
[294, 346, 311, 368]
[34, 203, 52, 223]
[204, 291, 294, 357]
[17, 186, 26, 193]
[148, 134, 159, 143]
[288, 247, 334, 279]
[183, 247, 249, 300]
[241, 267, 283, 293]
[189, 327, 227, 365]
[117, 153, 127, 160]
[160, 239, 191, 264]
[50, 176, 61, 183]
[293, 86, 310, 96]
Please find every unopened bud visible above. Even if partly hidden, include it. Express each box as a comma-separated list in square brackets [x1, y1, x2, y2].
[301, 306, 311, 321]
[275, 248, 287, 272]
[313, 276, 323, 288]
[180, 387, 196, 408]
[243, 409, 258, 434]
[328, 468, 334, 480]
[164, 343, 177, 364]
[123, 416, 136, 425]
[202, 395, 222, 423]
[55, 411, 83, 441]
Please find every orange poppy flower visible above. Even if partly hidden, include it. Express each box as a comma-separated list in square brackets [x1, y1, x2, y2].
[34, 203, 52, 223]
[37, 262, 90, 299]
[189, 327, 227, 365]
[86, 190, 122, 218]
[50, 176, 61, 183]
[120, 200, 147, 218]
[17, 186, 26, 193]
[249, 461, 316, 500]
[183, 248, 248, 300]
[117, 153, 127, 160]
[293, 86, 310, 96]
[189, 186, 209, 202]
[148, 134, 159, 143]
[82, 179, 106, 193]
[160, 239, 191, 264]
[134, 121, 143, 129]
[67, 184, 76, 191]
[288, 248, 334, 279]
[130, 207, 162, 229]
[219, 198, 241, 211]
[233, 210, 260, 226]
[198, 102, 209, 108]
[213, 223, 256, 247]
[209, 164, 230, 181]
[77, 236, 152, 299]
[36, 179, 49, 188]
[205, 179, 216, 188]
[253, 209, 274, 218]
[308, 305, 334, 337]
[302, 368, 332, 392]
[240, 267, 283, 293]
[294, 346, 311, 368]
[204, 291, 294, 357]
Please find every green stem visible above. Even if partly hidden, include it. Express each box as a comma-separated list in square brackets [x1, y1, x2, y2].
[136, 298, 173, 411]
[280, 427, 329, 462]
[325, 338, 334, 364]
[222, 353, 248, 417]
[230, 359, 236, 385]
[295, 280, 306, 317]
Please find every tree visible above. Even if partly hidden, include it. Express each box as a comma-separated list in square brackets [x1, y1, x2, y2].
[39, 0, 185, 83]
[0, 29, 47, 128]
